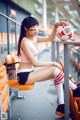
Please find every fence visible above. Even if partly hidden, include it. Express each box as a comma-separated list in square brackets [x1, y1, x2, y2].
[51, 39, 80, 120]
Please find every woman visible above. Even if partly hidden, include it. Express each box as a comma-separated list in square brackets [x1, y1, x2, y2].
[17, 16, 80, 117]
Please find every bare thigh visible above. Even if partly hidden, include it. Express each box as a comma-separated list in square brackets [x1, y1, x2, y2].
[26, 66, 56, 84]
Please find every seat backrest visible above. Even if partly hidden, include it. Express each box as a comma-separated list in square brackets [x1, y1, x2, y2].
[0, 60, 9, 113]
[0, 60, 3, 67]
[5, 52, 20, 79]
[11, 51, 20, 71]
[5, 54, 12, 64]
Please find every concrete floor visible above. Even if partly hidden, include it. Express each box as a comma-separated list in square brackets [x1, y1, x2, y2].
[10, 80, 62, 120]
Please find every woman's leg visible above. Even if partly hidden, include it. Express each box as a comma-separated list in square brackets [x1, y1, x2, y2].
[54, 67, 77, 90]
[27, 66, 64, 103]
[53, 67, 80, 116]
[27, 66, 64, 106]
[53, 67, 80, 100]
[26, 66, 57, 83]
[55, 67, 80, 100]
[26, 66, 65, 116]
[26, 65, 80, 117]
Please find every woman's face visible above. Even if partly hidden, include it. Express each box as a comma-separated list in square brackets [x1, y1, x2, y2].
[27, 25, 39, 36]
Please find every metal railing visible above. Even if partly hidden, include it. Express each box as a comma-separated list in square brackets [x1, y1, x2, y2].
[0, 12, 21, 54]
[51, 40, 80, 120]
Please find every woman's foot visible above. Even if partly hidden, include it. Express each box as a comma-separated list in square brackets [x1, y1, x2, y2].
[55, 104, 73, 118]
[55, 104, 65, 117]
[73, 87, 80, 100]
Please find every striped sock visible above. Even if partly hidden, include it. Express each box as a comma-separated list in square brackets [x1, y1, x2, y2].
[54, 67, 77, 90]
[54, 71, 64, 85]
[54, 68, 64, 104]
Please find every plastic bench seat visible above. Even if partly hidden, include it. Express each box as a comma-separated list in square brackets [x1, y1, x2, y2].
[8, 79, 34, 90]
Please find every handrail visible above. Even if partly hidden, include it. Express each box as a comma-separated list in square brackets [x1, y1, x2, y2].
[55, 39, 80, 46]
[0, 12, 21, 54]
[0, 12, 21, 26]
[51, 39, 80, 120]
[71, 48, 80, 56]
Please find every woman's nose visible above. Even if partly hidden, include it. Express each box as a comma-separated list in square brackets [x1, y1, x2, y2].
[34, 26, 38, 31]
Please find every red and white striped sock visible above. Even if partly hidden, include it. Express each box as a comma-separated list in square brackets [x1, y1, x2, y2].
[54, 71, 64, 85]
[54, 68, 64, 104]
[55, 83, 64, 105]
[54, 68, 77, 90]
[54, 67, 77, 104]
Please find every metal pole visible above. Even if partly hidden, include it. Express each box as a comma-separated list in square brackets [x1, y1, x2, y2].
[51, 42, 56, 61]
[6, 18, 10, 54]
[42, 0, 47, 30]
[64, 44, 69, 120]
[15, 23, 17, 50]
[56, 42, 59, 62]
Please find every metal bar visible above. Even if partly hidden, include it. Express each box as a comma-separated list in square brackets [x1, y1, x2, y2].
[64, 44, 69, 120]
[1, 33, 4, 53]
[51, 42, 56, 61]
[72, 48, 80, 55]
[8, 91, 15, 119]
[15, 23, 17, 50]
[6, 18, 10, 54]
[56, 42, 59, 62]
[0, 12, 21, 26]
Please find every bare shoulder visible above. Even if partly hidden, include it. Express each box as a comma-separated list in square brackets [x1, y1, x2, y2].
[21, 37, 29, 48]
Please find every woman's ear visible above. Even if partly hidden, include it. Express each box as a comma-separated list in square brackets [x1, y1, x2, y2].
[24, 27, 27, 32]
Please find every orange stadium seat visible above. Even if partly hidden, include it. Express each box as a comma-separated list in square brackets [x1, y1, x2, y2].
[0, 55, 34, 119]
[4, 51, 34, 90]
[0, 61, 9, 117]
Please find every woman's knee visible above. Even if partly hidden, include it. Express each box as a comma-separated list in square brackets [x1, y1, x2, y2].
[51, 64, 62, 72]
[49, 66, 62, 78]
[56, 63, 62, 71]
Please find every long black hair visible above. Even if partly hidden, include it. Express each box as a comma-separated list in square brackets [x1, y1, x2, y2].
[17, 16, 39, 56]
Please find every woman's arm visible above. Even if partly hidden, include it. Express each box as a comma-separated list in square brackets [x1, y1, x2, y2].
[21, 40, 62, 70]
[34, 61, 62, 70]
[37, 25, 56, 43]
[37, 21, 69, 43]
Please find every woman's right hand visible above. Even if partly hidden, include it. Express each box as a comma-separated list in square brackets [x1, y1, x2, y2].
[54, 21, 69, 29]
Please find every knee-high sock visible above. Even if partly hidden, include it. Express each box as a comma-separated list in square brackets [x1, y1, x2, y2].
[54, 67, 77, 104]
[54, 67, 77, 90]
[61, 77, 77, 90]
[54, 68, 64, 104]
[54, 83, 64, 105]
